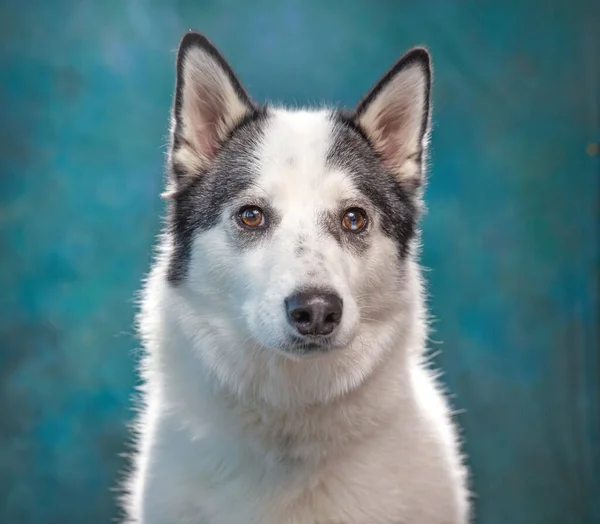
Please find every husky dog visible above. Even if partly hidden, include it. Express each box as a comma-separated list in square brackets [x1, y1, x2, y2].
[123, 31, 470, 524]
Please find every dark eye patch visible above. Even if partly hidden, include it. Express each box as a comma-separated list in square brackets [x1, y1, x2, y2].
[326, 112, 419, 259]
[227, 197, 280, 249]
[317, 207, 371, 256]
[166, 109, 269, 283]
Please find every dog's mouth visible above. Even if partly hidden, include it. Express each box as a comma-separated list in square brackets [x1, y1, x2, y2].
[280, 336, 337, 357]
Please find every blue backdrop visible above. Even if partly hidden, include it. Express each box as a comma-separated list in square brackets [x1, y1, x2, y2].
[1, 1, 598, 523]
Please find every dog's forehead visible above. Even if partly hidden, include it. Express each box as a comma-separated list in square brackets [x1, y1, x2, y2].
[253, 109, 355, 207]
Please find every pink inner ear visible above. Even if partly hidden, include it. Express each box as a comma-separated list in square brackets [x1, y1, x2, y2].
[198, 133, 215, 159]
[374, 100, 413, 167]
[190, 87, 226, 160]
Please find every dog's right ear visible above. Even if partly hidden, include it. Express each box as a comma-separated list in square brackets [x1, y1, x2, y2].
[168, 32, 254, 190]
[354, 48, 431, 192]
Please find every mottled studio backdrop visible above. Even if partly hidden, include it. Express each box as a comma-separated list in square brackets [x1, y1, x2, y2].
[1, 1, 598, 523]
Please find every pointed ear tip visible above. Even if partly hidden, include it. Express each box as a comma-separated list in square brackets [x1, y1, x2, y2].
[404, 47, 432, 69]
[177, 30, 214, 59]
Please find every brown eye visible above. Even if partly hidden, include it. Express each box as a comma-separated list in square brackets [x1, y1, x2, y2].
[239, 206, 265, 228]
[342, 208, 367, 232]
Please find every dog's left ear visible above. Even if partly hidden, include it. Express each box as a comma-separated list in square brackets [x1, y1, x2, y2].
[354, 48, 431, 190]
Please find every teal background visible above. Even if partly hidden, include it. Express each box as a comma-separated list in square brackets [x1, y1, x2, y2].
[1, 1, 598, 523]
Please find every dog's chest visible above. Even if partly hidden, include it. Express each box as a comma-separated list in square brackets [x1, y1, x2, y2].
[149, 369, 468, 523]
[192, 449, 403, 524]
[169, 426, 450, 524]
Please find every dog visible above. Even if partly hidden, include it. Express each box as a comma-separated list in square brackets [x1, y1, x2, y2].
[122, 31, 470, 524]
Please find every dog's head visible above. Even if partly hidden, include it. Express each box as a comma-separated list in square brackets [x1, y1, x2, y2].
[161, 32, 430, 374]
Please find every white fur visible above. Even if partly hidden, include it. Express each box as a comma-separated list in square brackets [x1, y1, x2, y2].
[123, 105, 471, 523]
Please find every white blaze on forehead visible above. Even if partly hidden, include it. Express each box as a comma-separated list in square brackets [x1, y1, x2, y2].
[255, 109, 352, 213]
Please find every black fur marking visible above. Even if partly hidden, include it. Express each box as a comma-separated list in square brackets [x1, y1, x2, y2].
[167, 109, 269, 283]
[327, 114, 419, 258]
[318, 207, 371, 256]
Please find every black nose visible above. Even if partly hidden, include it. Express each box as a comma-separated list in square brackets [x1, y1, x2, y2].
[285, 290, 343, 336]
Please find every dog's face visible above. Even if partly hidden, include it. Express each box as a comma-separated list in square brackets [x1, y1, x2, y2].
[164, 33, 430, 362]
